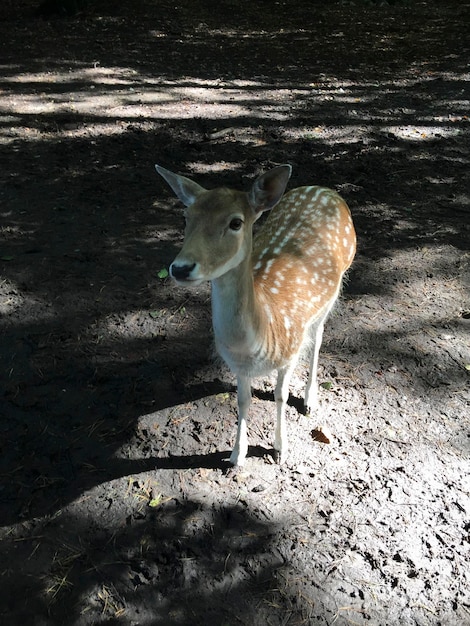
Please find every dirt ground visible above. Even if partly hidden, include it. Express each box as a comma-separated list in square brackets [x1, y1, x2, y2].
[0, 0, 469, 624]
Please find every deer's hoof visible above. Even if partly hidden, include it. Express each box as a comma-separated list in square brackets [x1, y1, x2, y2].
[229, 448, 246, 467]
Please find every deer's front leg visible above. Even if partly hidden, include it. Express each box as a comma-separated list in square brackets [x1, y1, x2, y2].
[274, 362, 296, 464]
[229, 374, 251, 466]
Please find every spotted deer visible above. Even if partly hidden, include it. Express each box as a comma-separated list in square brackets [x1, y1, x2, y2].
[155, 164, 356, 466]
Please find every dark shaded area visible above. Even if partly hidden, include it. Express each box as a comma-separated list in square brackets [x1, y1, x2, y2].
[1, 499, 290, 625]
[36, 0, 90, 18]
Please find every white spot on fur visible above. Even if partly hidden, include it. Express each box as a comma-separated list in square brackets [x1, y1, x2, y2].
[264, 304, 273, 322]
[264, 258, 274, 273]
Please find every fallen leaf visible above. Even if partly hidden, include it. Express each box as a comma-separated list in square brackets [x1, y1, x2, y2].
[149, 495, 162, 507]
[311, 426, 332, 444]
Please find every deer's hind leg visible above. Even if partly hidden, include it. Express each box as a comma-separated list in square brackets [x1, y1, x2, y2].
[304, 319, 325, 416]
[304, 296, 339, 415]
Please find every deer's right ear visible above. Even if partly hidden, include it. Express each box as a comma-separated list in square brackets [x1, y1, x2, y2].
[155, 164, 206, 207]
[248, 164, 292, 213]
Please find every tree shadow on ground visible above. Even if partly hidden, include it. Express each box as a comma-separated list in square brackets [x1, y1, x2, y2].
[1, 498, 307, 626]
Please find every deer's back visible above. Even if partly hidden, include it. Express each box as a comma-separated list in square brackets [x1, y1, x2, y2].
[250, 186, 356, 366]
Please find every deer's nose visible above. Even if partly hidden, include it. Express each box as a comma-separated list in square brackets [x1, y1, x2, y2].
[170, 262, 196, 281]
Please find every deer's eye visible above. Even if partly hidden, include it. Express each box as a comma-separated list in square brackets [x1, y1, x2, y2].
[229, 218, 243, 231]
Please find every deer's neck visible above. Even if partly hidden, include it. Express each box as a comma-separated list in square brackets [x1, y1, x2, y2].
[211, 255, 265, 372]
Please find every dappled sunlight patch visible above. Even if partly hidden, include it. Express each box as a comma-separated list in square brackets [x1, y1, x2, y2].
[0, 277, 24, 316]
[384, 125, 462, 141]
[345, 244, 470, 410]
[2, 65, 141, 86]
[187, 160, 244, 174]
[88, 285, 210, 347]
[91, 309, 169, 342]
[281, 124, 371, 145]
[0, 276, 56, 322]
[0, 62, 468, 149]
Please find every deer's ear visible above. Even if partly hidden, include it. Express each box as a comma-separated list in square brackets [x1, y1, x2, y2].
[155, 164, 206, 207]
[248, 165, 292, 213]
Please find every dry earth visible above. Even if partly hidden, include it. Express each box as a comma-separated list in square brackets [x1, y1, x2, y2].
[0, 1, 469, 625]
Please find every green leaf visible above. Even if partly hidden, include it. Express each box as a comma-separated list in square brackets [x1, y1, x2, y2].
[149, 310, 161, 319]
[157, 268, 169, 279]
[149, 495, 162, 507]
[320, 381, 333, 390]
[1, 255, 14, 261]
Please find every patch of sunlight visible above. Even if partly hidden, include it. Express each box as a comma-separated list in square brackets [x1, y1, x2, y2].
[352, 246, 469, 346]
[0, 277, 55, 321]
[0, 80, 297, 123]
[281, 124, 370, 145]
[149, 26, 322, 41]
[0, 121, 137, 144]
[384, 125, 462, 141]
[186, 161, 243, 174]
[0, 277, 24, 316]
[451, 193, 470, 206]
[408, 151, 470, 166]
[3, 65, 141, 86]
[93, 309, 167, 342]
[0, 114, 22, 124]
[1, 65, 468, 145]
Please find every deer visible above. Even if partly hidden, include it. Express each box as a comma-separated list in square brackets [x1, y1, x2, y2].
[155, 163, 356, 466]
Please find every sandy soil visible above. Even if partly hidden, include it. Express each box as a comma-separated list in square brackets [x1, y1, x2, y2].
[0, 1, 469, 624]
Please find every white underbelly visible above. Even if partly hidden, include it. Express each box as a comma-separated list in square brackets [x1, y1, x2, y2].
[215, 338, 288, 378]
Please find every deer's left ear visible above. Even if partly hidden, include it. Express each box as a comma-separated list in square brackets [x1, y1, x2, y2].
[155, 164, 207, 207]
[248, 164, 292, 213]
